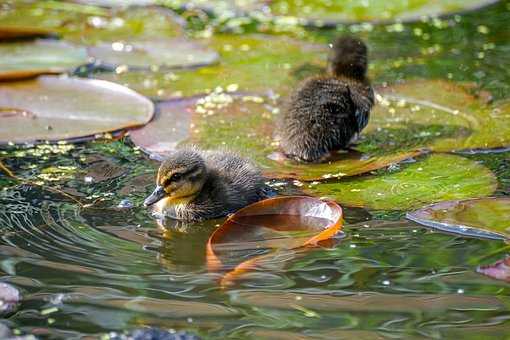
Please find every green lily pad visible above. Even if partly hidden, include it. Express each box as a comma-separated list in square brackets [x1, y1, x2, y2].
[168, 0, 498, 24]
[130, 94, 420, 181]
[88, 38, 219, 70]
[407, 197, 510, 240]
[96, 34, 326, 100]
[245, 0, 499, 25]
[0, 3, 182, 45]
[0, 39, 88, 81]
[0, 1, 107, 38]
[308, 154, 497, 211]
[72, 0, 156, 7]
[362, 79, 510, 154]
[0, 75, 154, 144]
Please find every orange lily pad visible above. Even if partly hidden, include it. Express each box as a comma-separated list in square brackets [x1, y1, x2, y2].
[130, 94, 420, 180]
[0, 26, 54, 40]
[0, 75, 154, 144]
[206, 196, 343, 287]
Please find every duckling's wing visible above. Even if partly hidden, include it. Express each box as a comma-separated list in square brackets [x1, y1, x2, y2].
[348, 84, 374, 132]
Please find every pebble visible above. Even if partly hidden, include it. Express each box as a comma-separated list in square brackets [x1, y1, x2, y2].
[0, 282, 21, 315]
[117, 199, 134, 209]
[109, 328, 201, 340]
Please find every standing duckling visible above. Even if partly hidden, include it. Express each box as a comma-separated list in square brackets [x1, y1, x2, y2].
[144, 147, 271, 221]
[279, 36, 374, 162]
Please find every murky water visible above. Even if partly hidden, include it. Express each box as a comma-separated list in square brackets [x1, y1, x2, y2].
[1, 0, 510, 339]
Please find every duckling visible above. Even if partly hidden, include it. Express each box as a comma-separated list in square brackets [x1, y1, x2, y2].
[279, 36, 374, 162]
[144, 147, 271, 221]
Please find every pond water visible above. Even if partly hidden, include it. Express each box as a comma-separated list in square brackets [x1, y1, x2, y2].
[1, 0, 510, 339]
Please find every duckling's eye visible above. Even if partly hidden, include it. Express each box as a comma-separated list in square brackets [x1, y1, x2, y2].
[170, 173, 183, 182]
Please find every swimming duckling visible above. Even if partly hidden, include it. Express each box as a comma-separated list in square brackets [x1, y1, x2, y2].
[144, 147, 271, 221]
[279, 36, 374, 162]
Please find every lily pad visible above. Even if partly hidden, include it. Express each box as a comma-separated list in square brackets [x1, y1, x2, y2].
[0, 4, 182, 45]
[0, 75, 154, 144]
[363, 79, 510, 153]
[0, 1, 107, 39]
[206, 196, 343, 286]
[0, 40, 88, 81]
[96, 34, 326, 100]
[250, 0, 498, 25]
[477, 257, 510, 283]
[130, 94, 419, 180]
[0, 26, 54, 40]
[72, 0, 157, 7]
[88, 38, 219, 70]
[308, 154, 497, 211]
[407, 197, 510, 240]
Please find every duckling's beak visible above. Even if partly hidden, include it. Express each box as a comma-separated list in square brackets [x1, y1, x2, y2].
[144, 185, 166, 207]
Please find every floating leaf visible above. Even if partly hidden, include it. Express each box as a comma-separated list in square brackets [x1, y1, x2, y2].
[477, 257, 510, 283]
[0, 282, 21, 315]
[0, 4, 182, 45]
[88, 39, 218, 70]
[0, 1, 106, 39]
[167, 0, 498, 24]
[0, 40, 88, 80]
[130, 95, 419, 180]
[237, 0, 500, 25]
[96, 34, 326, 100]
[72, 0, 156, 7]
[0, 76, 154, 144]
[407, 197, 510, 240]
[365, 80, 510, 153]
[308, 154, 497, 211]
[207, 196, 343, 286]
[265, 150, 423, 181]
[0, 26, 54, 40]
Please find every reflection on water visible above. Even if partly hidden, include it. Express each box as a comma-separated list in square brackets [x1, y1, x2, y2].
[1, 147, 510, 339]
[2, 0, 510, 337]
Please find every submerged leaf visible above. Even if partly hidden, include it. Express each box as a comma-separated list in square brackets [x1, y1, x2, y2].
[206, 196, 343, 286]
[88, 39, 218, 70]
[0, 40, 88, 80]
[309, 154, 497, 211]
[407, 197, 510, 240]
[130, 95, 419, 180]
[477, 257, 510, 283]
[0, 76, 154, 144]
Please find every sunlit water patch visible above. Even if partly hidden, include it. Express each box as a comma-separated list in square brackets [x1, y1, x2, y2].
[1, 142, 510, 338]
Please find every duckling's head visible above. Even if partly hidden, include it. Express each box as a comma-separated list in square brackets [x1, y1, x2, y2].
[144, 149, 207, 207]
[327, 36, 368, 80]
